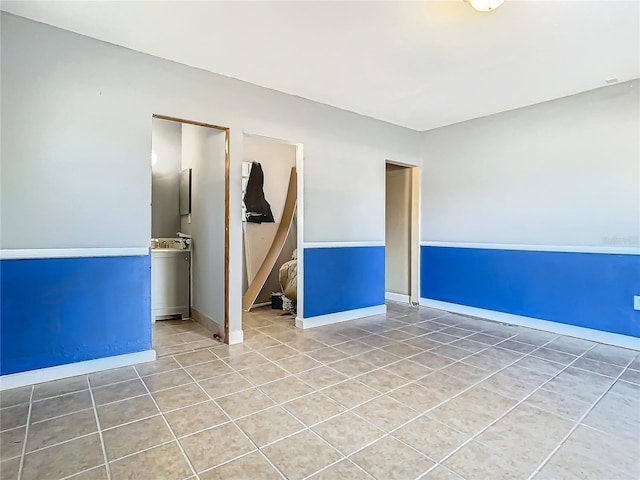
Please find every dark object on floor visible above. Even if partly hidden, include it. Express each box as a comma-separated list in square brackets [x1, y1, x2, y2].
[271, 293, 283, 310]
[244, 162, 274, 223]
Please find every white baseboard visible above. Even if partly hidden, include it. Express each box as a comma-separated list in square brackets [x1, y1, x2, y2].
[420, 298, 640, 351]
[296, 304, 387, 329]
[0, 349, 157, 391]
[228, 330, 244, 345]
[385, 292, 410, 303]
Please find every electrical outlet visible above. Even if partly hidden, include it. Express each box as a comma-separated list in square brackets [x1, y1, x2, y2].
[634, 296, 640, 311]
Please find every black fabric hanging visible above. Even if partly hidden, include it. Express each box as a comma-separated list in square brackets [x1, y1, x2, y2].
[243, 162, 274, 223]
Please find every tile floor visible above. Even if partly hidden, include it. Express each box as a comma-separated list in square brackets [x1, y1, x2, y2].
[1, 303, 639, 480]
[152, 319, 221, 357]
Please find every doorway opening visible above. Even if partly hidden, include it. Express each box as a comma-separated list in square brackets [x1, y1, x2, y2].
[241, 134, 304, 331]
[150, 114, 230, 354]
[385, 161, 420, 305]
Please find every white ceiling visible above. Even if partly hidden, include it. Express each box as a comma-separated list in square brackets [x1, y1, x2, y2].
[2, 1, 638, 131]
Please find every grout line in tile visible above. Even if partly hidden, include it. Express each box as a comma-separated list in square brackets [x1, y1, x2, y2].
[58, 464, 109, 480]
[132, 369, 199, 479]
[526, 355, 638, 480]
[16, 384, 34, 480]
[87, 376, 112, 480]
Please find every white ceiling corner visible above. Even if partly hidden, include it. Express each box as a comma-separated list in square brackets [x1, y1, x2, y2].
[2, 0, 638, 131]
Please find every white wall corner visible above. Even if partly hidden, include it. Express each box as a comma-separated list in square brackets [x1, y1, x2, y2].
[227, 329, 244, 345]
[385, 292, 410, 304]
[0, 349, 157, 391]
[419, 298, 640, 351]
[297, 304, 387, 329]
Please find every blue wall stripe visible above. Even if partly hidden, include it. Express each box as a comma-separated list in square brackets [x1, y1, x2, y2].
[1, 255, 151, 375]
[421, 246, 640, 338]
[304, 247, 385, 318]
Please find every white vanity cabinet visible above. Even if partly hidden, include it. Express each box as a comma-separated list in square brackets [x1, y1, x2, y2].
[151, 248, 190, 322]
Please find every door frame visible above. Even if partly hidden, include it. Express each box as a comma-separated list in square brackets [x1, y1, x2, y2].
[385, 160, 421, 306]
[241, 133, 305, 326]
[152, 114, 231, 343]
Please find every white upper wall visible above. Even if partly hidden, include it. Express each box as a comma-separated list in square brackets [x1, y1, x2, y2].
[420, 80, 640, 249]
[0, 12, 420, 251]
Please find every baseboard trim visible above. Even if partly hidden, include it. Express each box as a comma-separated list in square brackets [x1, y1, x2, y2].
[296, 304, 387, 329]
[228, 330, 244, 345]
[419, 298, 640, 351]
[191, 307, 222, 337]
[385, 292, 410, 303]
[0, 349, 157, 391]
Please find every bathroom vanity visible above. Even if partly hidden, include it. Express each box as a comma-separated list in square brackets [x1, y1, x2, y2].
[151, 238, 191, 322]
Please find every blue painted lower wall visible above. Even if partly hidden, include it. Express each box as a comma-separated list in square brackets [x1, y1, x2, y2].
[421, 246, 640, 338]
[1, 255, 151, 375]
[304, 246, 385, 318]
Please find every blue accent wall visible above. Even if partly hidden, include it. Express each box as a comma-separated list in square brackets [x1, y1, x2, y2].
[421, 246, 640, 338]
[1, 255, 151, 375]
[304, 246, 385, 318]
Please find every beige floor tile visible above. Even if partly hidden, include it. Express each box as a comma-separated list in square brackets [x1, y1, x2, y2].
[22, 433, 104, 480]
[328, 357, 376, 377]
[563, 425, 640, 477]
[309, 459, 372, 479]
[275, 354, 322, 374]
[417, 371, 470, 398]
[333, 340, 375, 356]
[30, 390, 92, 422]
[199, 451, 282, 480]
[33, 375, 88, 400]
[532, 347, 577, 365]
[428, 401, 497, 437]
[514, 355, 565, 376]
[542, 368, 613, 404]
[66, 465, 109, 479]
[135, 357, 181, 377]
[358, 334, 397, 348]
[1, 403, 30, 431]
[88, 367, 137, 388]
[236, 406, 304, 446]
[524, 387, 592, 421]
[164, 401, 228, 437]
[184, 360, 233, 381]
[109, 441, 193, 480]
[394, 415, 468, 461]
[259, 344, 300, 361]
[475, 424, 557, 469]
[91, 379, 147, 406]
[180, 423, 254, 472]
[283, 392, 346, 426]
[198, 372, 252, 398]
[306, 347, 350, 363]
[583, 344, 637, 367]
[321, 380, 379, 408]
[355, 369, 409, 393]
[444, 440, 531, 480]
[380, 342, 423, 358]
[152, 383, 210, 412]
[385, 359, 433, 381]
[27, 408, 97, 452]
[353, 395, 417, 432]
[174, 349, 218, 367]
[259, 376, 314, 403]
[440, 361, 489, 384]
[240, 362, 289, 385]
[494, 404, 575, 444]
[295, 366, 348, 389]
[421, 466, 465, 479]
[313, 411, 383, 455]
[0, 386, 32, 408]
[97, 394, 160, 429]
[539, 445, 636, 480]
[262, 430, 342, 480]
[103, 415, 173, 460]
[142, 369, 193, 392]
[0, 426, 25, 460]
[223, 351, 271, 370]
[351, 436, 435, 480]
[283, 337, 327, 353]
[216, 387, 275, 419]
[620, 369, 640, 384]
[388, 383, 442, 412]
[0, 457, 21, 480]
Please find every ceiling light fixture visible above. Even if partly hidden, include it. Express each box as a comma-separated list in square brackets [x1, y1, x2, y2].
[467, 0, 505, 12]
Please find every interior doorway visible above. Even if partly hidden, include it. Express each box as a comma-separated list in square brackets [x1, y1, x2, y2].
[150, 114, 230, 353]
[385, 161, 420, 305]
[241, 134, 304, 330]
